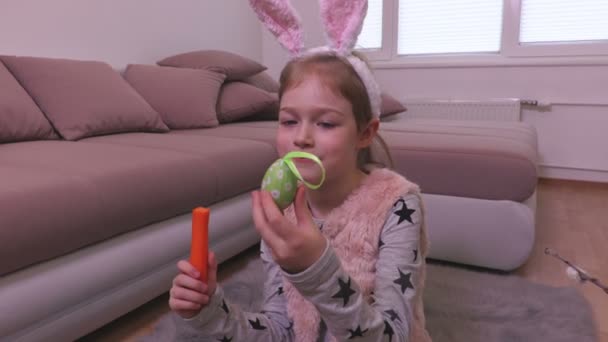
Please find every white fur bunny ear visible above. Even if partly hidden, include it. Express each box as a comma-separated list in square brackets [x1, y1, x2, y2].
[319, 0, 368, 54]
[249, 0, 304, 56]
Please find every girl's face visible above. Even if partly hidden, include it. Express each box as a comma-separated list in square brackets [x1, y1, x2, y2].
[276, 76, 371, 185]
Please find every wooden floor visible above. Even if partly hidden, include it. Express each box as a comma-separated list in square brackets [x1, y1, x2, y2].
[79, 178, 608, 342]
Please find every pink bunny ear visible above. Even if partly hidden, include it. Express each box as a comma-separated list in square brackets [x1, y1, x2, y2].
[319, 0, 368, 54]
[249, 0, 304, 56]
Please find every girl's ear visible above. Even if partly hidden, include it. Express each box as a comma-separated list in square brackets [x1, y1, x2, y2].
[357, 118, 379, 149]
[249, 0, 304, 56]
[319, 0, 368, 54]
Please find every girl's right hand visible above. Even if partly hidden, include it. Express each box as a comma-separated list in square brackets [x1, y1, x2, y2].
[169, 251, 218, 319]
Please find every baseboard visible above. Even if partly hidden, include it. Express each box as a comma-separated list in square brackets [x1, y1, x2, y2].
[539, 164, 608, 183]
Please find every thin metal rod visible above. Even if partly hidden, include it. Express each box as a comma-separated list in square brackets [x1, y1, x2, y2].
[544, 248, 608, 294]
[520, 99, 608, 107]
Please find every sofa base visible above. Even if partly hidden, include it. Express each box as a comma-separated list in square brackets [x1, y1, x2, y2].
[423, 191, 536, 271]
[0, 190, 536, 341]
[0, 193, 260, 342]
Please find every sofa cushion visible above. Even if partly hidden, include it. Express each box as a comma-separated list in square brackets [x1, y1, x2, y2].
[157, 50, 266, 81]
[173, 121, 279, 145]
[124, 64, 226, 129]
[0, 136, 276, 275]
[179, 119, 537, 202]
[0, 56, 169, 140]
[217, 82, 278, 123]
[82, 133, 278, 201]
[379, 118, 538, 202]
[0, 163, 109, 276]
[0, 61, 56, 143]
[0, 141, 211, 275]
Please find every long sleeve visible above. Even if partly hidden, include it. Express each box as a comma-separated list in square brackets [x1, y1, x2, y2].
[284, 193, 424, 341]
[182, 240, 294, 341]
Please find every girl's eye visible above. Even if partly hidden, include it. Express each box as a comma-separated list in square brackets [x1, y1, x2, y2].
[318, 122, 336, 129]
[280, 120, 298, 126]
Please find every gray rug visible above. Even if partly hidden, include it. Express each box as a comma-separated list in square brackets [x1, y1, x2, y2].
[143, 256, 598, 342]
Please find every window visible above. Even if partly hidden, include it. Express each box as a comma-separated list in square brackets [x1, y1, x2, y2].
[520, 0, 608, 43]
[358, 0, 608, 60]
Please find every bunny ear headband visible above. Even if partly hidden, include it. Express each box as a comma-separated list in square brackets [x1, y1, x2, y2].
[249, 0, 381, 117]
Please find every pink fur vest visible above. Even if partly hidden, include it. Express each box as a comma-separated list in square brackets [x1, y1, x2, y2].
[283, 168, 432, 342]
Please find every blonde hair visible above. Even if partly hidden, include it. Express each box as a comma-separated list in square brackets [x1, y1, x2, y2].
[278, 52, 393, 171]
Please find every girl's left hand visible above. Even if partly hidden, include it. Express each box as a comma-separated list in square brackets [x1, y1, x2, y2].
[252, 186, 327, 274]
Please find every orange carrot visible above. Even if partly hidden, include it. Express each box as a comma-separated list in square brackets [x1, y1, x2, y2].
[190, 207, 209, 282]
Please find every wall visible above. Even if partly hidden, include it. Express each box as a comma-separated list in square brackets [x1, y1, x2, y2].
[261, 1, 608, 183]
[0, 0, 262, 69]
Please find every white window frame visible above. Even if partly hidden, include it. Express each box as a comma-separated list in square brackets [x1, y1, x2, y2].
[362, 0, 608, 67]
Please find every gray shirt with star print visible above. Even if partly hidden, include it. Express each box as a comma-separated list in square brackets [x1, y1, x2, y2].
[183, 193, 423, 341]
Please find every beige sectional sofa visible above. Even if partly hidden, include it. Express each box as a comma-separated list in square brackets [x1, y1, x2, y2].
[0, 53, 538, 341]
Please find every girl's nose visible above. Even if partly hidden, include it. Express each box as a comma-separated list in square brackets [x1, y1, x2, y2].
[294, 124, 313, 148]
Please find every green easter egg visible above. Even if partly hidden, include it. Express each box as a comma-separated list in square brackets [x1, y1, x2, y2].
[261, 158, 298, 209]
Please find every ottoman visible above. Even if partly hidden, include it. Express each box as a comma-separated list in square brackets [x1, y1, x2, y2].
[379, 116, 538, 271]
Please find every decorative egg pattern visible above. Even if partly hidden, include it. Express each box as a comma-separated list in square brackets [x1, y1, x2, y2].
[261, 158, 298, 209]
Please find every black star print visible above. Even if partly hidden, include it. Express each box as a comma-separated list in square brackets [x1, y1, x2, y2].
[347, 325, 368, 339]
[383, 320, 394, 342]
[220, 299, 229, 314]
[217, 336, 232, 342]
[379, 238, 385, 248]
[393, 268, 414, 293]
[331, 277, 356, 306]
[248, 317, 267, 330]
[385, 309, 401, 322]
[393, 199, 415, 224]
[413, 249, 418, 262]
[268, 286, 284, 301]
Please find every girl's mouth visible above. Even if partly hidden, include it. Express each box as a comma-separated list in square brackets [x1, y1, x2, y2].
[294, 158, 314, 164]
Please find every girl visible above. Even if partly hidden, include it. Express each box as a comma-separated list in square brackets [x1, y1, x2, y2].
[169, 1, 431, 341]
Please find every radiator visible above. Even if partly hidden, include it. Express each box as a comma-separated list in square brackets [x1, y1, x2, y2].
[402, 98, 522, 122]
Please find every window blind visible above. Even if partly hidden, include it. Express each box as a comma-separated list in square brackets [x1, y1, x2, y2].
[397, 0, 503, 55]
[357, 0, 383, 49]
[520, 0, 608, 43]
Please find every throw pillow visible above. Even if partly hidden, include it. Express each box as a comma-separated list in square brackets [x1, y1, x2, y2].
[242, 71, 280, 93]
[216, 82, 278, 123]
[380, 92, 407, 118]
[124, 64, 226, 129]
[157, 50, 266, 81]
[0, 60, 56, 143]
[1, 56, 169, 140]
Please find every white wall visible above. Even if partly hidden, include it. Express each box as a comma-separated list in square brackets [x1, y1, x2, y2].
[0, 0, 262, 69]
[261, 1, 608, 183]
[374, 65, 608, 183]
